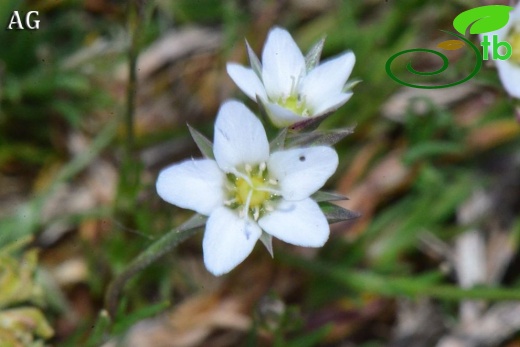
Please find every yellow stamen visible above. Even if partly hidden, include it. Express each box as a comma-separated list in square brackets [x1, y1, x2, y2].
[236, 176, 270, 208]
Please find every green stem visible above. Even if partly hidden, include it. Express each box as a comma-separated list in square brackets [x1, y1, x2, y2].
[125, 0, 143, 157]
[104, 214, 207, 317]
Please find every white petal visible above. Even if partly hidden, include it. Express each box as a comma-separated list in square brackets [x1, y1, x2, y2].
[313, 92, 353, 116]
[300, 51, 355, 112]
[213, 100, 269, 172]
[262, 27, 306, 100]
[226, 63, 267, 101]
[203, 207, 261, 276]
[156, 159, 224, 215]
[496, 60, 520, 98]
[268, 146, 338, 201]
[264, 101, 303, 127]
[259, 198, 329, 247]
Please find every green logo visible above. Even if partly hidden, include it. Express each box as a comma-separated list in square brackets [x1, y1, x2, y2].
[386, 5, 514, 89]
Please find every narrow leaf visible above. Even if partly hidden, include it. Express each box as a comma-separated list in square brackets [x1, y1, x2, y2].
[312, 191, 349, 202]
[403, 141, 464, 164]
[113, 301, 170, 334]
[187, 124, 214, 159]
[246, 39, 263, 78]
[305, 36, 326, 72]
[85, 310, 111, 347]
[286, 127, 355, 147]
[320, 202, 360, 224]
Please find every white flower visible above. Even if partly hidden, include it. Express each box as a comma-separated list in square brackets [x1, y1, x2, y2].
[227, 27, 356, 127]
[482, 4, 520, 98]
[156, 100, 338, 276]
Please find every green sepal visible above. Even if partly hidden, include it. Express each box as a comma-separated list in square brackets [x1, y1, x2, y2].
[343, 78, 362, 93]
[286, 126, 355, 147]
[259, 232, 273, 257]
[305, 36, 326, 72]
[246, 39, 263, 78]
[187, 124, 214, 159]
[269, 128, 288, 152]
[319, 202, 360, 224]
[289, 113, 330, 132]
[311, 191, 349, 202]
[256, 94, 271, 123]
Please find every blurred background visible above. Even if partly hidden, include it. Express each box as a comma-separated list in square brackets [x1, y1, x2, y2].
[1, 0, 520, 346]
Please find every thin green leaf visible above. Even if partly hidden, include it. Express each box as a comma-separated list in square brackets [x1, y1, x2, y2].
[286, 127, 355, 147]
[282, 256, 520, 301]
[0, 119, 117, 248]
[312, 191, 348, 202]
[246, 39, 263, 78]
[305, 36, 326, 72]
[85, 310, 111, 347]
[105, 214, 207, 316]
[113, 301, 171, 334]
[320, 202, 360, 224]
[403, 141, 464, 164]
[187, 124, 214, 159]
[286, 324, 333, 347]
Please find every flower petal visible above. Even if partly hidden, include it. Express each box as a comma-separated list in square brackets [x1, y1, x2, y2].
[213, 100, 269, 172]
[313, 92, 353, 116]
[264, 101, 303, 127]
[268, 146, 338, 201]
[259, 198, 329, 247]
[262, 27, 306, 100]
[226, 63, 267, 101]
[156, 159, 225, 215]
[300, 51, 355, 112]
[203, 207, 261, 276]
[496, 59, 520, 98]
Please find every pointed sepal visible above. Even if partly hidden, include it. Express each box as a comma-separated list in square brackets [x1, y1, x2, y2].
[305, 36, 326, 72]
[343, 78, 362, 93]
[319, 202, 360, 224]
[269, 128, 288, 152]
[246, 39, 263, 79]
[187, 124, 214, 159]
[289, 113, 330, 132]
[260, 232, 274, 257]
[286, 126, 355, 147]
[312, 191, 349, 202]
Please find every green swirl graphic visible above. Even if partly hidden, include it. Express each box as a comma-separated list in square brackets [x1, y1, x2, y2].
[385, 31, 482, 89]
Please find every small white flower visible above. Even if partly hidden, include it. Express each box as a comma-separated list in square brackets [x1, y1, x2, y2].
[156, 100, 338, 276]
[227, 27, 356, 127]
[482, 4, 520, 98]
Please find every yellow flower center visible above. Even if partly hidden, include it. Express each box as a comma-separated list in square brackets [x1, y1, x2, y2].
[236, 176, 270, 207]
[225, 163, 280, 220]
[508, 29, 520, 64]
[278, 95, 311, 117]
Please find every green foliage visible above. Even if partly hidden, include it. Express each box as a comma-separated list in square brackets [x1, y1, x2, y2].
[2, 0, 520, 345]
